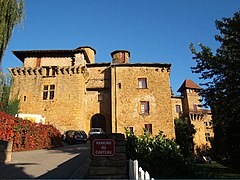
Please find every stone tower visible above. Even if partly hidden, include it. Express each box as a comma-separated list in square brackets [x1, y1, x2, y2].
[177, 79, 202, 116]
[177, 79, 213, 149]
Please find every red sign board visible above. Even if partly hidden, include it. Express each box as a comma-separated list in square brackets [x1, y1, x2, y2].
[92, 139, 115, 157]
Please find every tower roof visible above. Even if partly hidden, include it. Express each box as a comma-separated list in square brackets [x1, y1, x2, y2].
[177, 79, 201, 92]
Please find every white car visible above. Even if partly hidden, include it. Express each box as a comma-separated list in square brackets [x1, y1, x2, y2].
[88, 128, 105, 138]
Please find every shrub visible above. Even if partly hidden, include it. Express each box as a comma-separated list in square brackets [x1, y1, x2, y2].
[0, 111, 62, 151]
[126, 130, 195, 178]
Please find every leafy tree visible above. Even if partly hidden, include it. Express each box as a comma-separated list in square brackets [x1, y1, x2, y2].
[0, 0, 25, 65]
[0, 72, 19, 115]
[190, 11, 240, 165]
[175, 117, 196, 158]
[0, 84, 19, 115]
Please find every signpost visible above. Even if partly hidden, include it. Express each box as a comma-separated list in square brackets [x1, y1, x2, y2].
[92, 139, 115, 157]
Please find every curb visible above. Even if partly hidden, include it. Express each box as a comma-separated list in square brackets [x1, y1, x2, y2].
[70, 158, 91, 179]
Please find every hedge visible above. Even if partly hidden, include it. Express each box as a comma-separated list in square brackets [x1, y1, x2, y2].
[0, 111, 62, 151]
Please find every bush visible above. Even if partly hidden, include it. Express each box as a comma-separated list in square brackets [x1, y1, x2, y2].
[126, 130, 195, 178]
[0, 111, 62, 151]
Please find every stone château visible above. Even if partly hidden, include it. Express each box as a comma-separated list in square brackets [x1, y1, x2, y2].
[8, 46, 213, 148]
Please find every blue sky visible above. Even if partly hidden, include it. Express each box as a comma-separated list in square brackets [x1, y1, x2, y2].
[2, 0, 240, 94]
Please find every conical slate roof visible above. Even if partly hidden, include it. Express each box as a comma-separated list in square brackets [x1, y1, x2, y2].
[177, 79, 201, 92]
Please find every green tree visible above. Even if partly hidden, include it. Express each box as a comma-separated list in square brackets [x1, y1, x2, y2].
[125, 130, 195, 178]
[0, 0, 25, 64]
[190, 11, 240, 165]
[175, 118, 196, 158]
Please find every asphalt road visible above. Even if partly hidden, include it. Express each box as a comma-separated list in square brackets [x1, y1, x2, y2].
[0, 142, 91, 179]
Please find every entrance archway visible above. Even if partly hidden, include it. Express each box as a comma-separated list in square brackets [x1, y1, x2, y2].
[91, 114, 106, 132]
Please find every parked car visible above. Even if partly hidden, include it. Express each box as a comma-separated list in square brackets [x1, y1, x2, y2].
[62, 130, 87, 144]
[88, 128, 105, 138]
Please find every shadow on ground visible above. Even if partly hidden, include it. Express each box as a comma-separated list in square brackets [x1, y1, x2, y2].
[0, 142, 91, 179]
[0, 163, 34, 179]
[37, 149, 90, 179]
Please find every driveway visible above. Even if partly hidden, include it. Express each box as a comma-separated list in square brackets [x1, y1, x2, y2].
[0, 142, 91, 179]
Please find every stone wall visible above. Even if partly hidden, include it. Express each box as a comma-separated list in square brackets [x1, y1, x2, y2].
[171, 96, 183, 120]
[192, 114, 213, 149]
[9, 55, 175, 139]
[24, 57, 74, 67]
[89, 133, 127, 179]
[111, 65, 175, 138]
[9, 66, 86, 133]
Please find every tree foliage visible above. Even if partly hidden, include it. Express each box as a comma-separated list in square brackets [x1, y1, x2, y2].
[175, 117, 196, 158]
[0, 72, 19, 115]
[0, 0, 25, 64]
[125, 130, 194, 178]
[190, 11, 240, 165]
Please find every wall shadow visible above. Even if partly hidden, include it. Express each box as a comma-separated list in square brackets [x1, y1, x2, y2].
[99, 67, 112, 133]
[0, 163, 34, 179]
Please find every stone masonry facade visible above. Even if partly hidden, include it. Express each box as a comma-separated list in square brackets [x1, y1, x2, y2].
[9, 45, 213, 148]
[8, 46, 174, 139]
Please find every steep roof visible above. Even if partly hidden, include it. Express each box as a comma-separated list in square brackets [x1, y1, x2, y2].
[177, 79, 201, 92]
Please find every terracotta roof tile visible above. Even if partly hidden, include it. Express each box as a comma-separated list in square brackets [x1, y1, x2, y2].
[177, 79, 201, 92]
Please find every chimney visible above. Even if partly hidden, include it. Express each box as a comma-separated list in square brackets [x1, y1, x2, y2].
[77, 46, 96, 64]
[111, 50, 130, 64]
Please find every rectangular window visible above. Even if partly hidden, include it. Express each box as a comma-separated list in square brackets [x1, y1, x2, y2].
[175, 105, 181, 113]
[138, 78, 147, 88]
[49, 85, 55, 100]
[43, 84, 55, 100]
[140, 101, 149, 114]
[145, 124, 152, 134]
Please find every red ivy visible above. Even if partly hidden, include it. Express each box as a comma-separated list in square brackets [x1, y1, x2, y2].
[0, 111, 62, 151]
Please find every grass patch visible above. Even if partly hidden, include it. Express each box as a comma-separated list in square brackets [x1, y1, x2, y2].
[194, 161, 240, 178]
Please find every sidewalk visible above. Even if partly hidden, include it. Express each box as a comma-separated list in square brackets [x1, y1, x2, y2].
[0, 143, 91, 179]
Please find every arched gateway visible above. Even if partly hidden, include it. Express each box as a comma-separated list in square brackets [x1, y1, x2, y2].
[90, 113, 106, 132]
